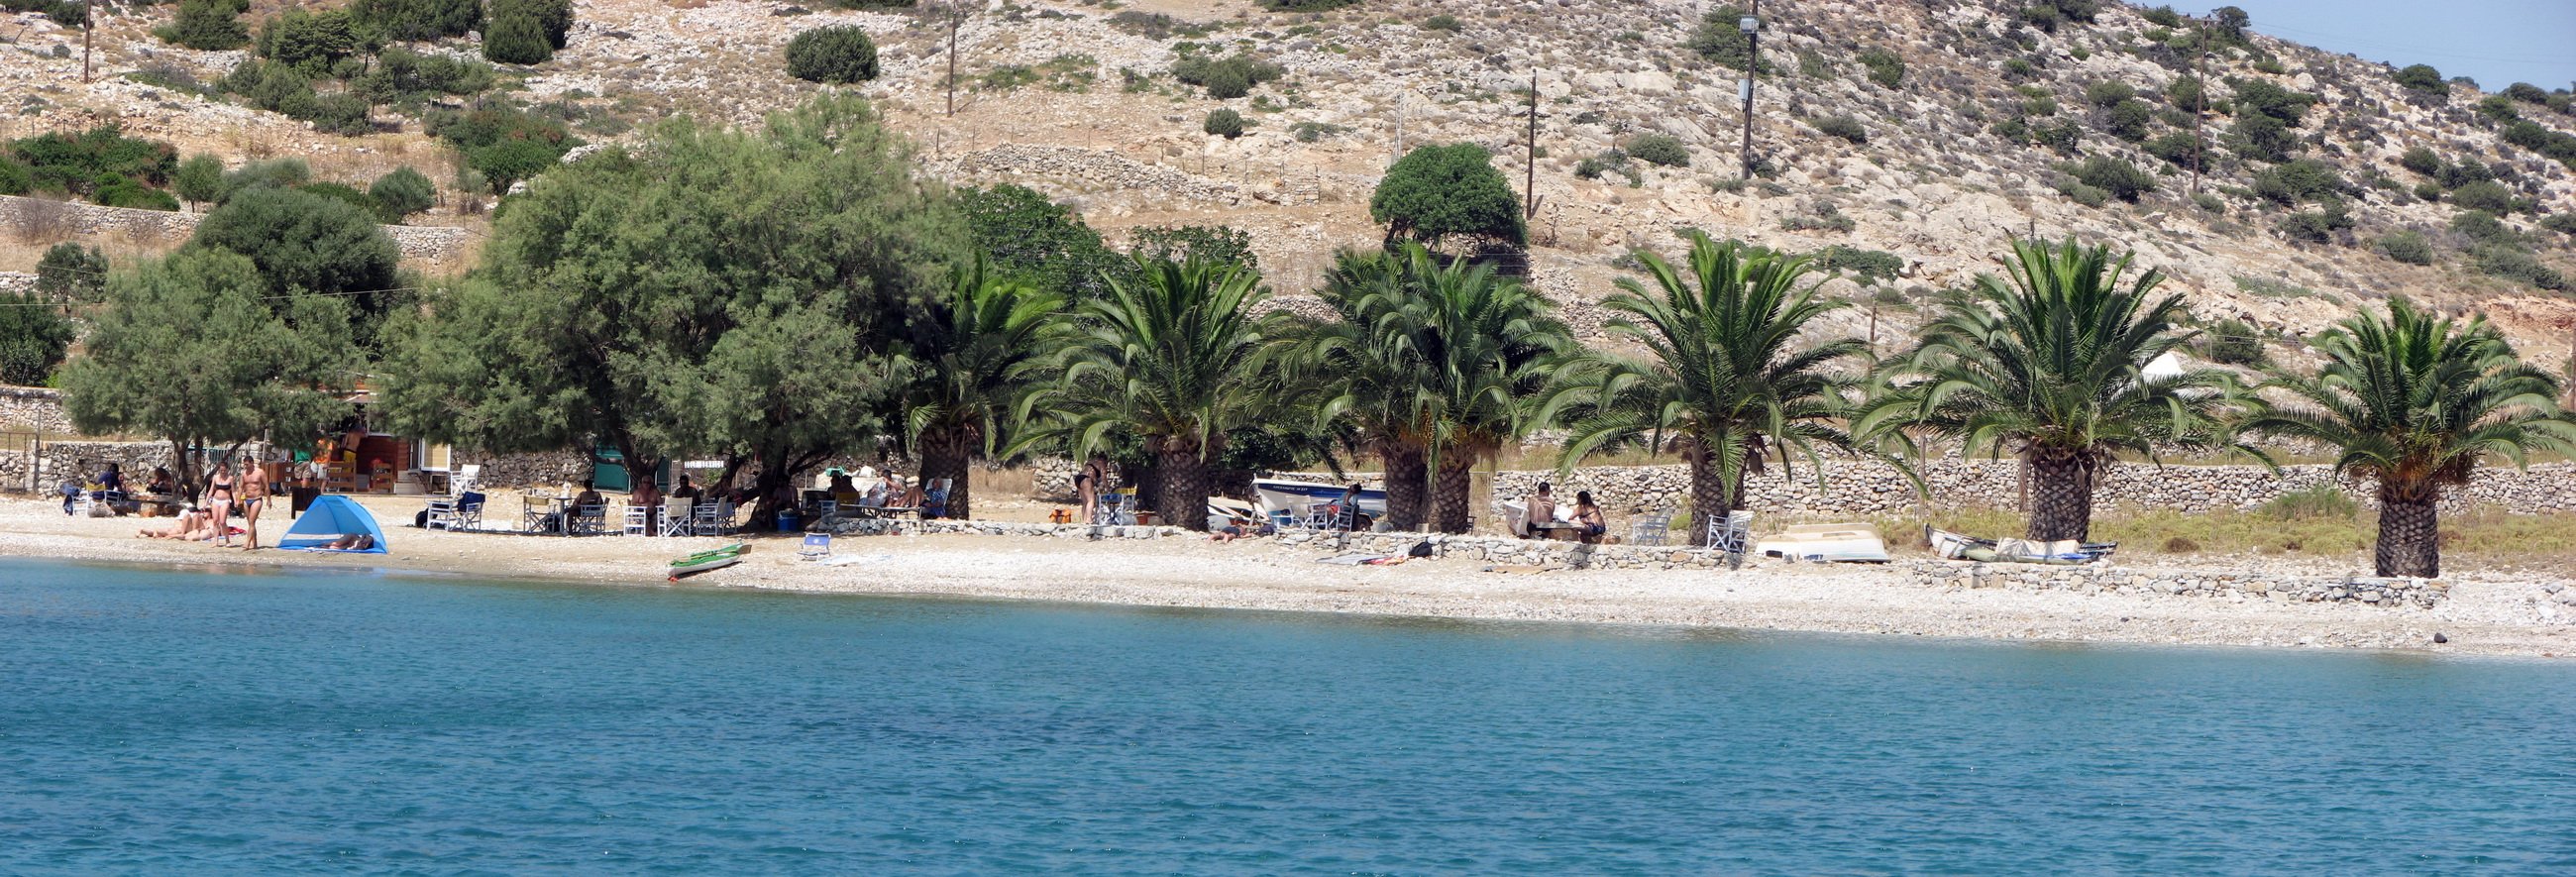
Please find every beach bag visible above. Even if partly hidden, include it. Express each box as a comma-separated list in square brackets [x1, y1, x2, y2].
[1407, 539, 1435, 558]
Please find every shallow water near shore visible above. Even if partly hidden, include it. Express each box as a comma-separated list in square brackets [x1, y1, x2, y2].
[5, 558, 2573, 873]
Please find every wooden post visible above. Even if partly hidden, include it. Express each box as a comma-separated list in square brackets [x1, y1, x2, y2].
[1524, 68, 1539, 219]
[1740, 0, 1759, 181]
[81, 3, 91, 83]
[2191, 17, 2206, 195]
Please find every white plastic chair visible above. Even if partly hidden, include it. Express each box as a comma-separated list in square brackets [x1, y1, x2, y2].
[662, 498, 695, 538]
[1627, 509, 1673, 546]
[696, 499, 731, 536]
[1705, 510, 1754, 569]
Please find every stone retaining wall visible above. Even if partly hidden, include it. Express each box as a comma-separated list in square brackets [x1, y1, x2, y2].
[1901, 559, 2447, 608]
[0, 194, 472, 262]
[0, 440, 184, 493]
[1280, 459, 2576, 518]
[0, 385, 71, 432]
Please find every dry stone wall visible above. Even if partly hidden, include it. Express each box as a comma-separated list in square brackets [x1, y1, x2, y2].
[0, 386, 72, 432]
[1903, 560, 2449, 608]
[0, 194, 472, 262]
[1283, 459, 2576, 518]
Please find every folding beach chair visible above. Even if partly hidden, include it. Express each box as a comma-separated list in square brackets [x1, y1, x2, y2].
[425, 491, 484, 532]
[1627, 508, 1673, 546]
[661, 498, 696, 538]
[1705, 510, 1754, 570]
[799, 532, 833, 561]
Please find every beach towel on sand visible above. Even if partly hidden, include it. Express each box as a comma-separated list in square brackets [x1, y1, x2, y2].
[1317, 553, 1387, 565]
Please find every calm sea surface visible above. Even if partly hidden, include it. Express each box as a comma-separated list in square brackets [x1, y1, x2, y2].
[3, 557, 2573, 874]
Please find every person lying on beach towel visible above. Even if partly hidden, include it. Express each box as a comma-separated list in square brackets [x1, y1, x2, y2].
[319, 533, 375, 551]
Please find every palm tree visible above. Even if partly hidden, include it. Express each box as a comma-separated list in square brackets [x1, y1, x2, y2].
[1409, 246, 1571, 533]
[1303, 248, 1435, 530]
[2244, 299, 2576, 578]
[903, 258, 1067, 520]
[1557, 233, 1867, 545]
[1856, 238, 2248, 542]
[1020, 253, 1296, 531]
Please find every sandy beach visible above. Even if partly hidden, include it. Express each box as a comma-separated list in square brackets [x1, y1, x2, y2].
[7, 494, 2575, 658]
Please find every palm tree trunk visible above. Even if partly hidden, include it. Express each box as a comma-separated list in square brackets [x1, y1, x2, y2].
[2024, 447, 2100, 542]
[1379, 437, 1428, 531]
[1432, 451, 1475, 533]
[917, 424, 975, 520]
[2374, 481, 2440, 578]
[1155, 440, 1211, 531]
[1687, 445, 1731, 548]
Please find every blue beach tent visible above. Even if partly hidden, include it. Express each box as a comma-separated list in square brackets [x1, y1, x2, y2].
[278, 494, 389, 554]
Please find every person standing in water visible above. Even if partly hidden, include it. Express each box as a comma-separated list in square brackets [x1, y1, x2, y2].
[237, 460, 270, 550]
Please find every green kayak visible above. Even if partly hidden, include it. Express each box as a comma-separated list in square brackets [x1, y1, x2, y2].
[670, 543, 750, 581]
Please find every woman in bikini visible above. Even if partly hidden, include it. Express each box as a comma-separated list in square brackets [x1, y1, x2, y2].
[205, 463, 236, 548]
[238, 462, 270, 550]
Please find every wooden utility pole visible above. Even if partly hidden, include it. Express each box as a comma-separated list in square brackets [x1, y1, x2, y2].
[80, 1, 91, 83]
[1739, 0, 1761, 181]
[945, 10, 960, 117]
[1524, 68, 1540, 219]
[2191, 16, 2206, 195]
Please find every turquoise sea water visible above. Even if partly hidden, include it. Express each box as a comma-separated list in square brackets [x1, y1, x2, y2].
[3, 558, 2573, 874]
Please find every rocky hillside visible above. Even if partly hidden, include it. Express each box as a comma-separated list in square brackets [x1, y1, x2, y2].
[6, 0, 2575, 366]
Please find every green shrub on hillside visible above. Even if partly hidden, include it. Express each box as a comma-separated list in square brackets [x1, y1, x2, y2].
[2450, 209, 2513, 244]
[221, 158, 311, 200]
[426, 103, 579, 193]
[2252, 158, 2342, 205]
[1688, 6, 1764, 73]
[2397, 145, 2441, 176]
[786, 26, 880, 83]
[2141, 5, 2185, 27]
[1257, 0, 1359, 10]
[348, 0, 484, 43]
[1419, 14, 1460, 32]
[1171, 52, 1283, 100]
[370, 166, 436, 222]
[2144, 132, 2203, 168]
[2448, 179, 2515, 214]
[2501, 120, 2576, 172]
[1203, 109, 1245, 138]
[1815, 116, 1867, 145]
[7, 125, 178, 197]
[2202, 317, 2265, 366]
[2392, 63, 2447, 95]
[2231, 79, 2317, 126]
[2101, 98, 2153, 142]
[172, 154, 224, 207]
[2475, 245, 2566, 290]
[1858, 47, 1904, 89]
[0, 291, 74, 385]
[2375, 230, 2435, 265]
[1627, 134, 1690, 166]
[2275, 200, 2352, 243]
[2165, 75, 2204, 112]
[94, 177, 181, 211]
[2542, 214, 2576, 237]
[1811, 245, 1903, 281]
[2084, 80, 2134, 108]
[354, 49, 497, 105]
[35, 243, 107, 303]
[482, 0, 567, 64]
[158, 0, 251, 51]
[2071, 156, 2154, 202]
[2434, 159, 2494, 189]
[258, 8, 362, 77]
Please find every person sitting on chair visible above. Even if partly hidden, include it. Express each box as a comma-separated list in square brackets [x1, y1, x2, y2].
[146, 467, 176, 496]
[922, 478, 950, 519]
[1572, 491, 1608, 543]
[671, 475, 702, 502]
[1523, 483, 1556, 538]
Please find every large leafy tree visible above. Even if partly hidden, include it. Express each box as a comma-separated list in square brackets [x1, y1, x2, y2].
[1301, 248, 1436, 530]
[955, 183, 1120, 300]
[1857, 238, 2249, 542]
[901, 259, 1067, 520]
[187, 186, 402, 344]
[1559, 234, 1866, 545]
[378, 95, 961, 523]
[1369, 143, 1526, 252]
[58, 249, 355, 499]
[0, 292, 75, 386]
[1019, 254, 1297, 531]
[2246, 300, 2576, 578]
